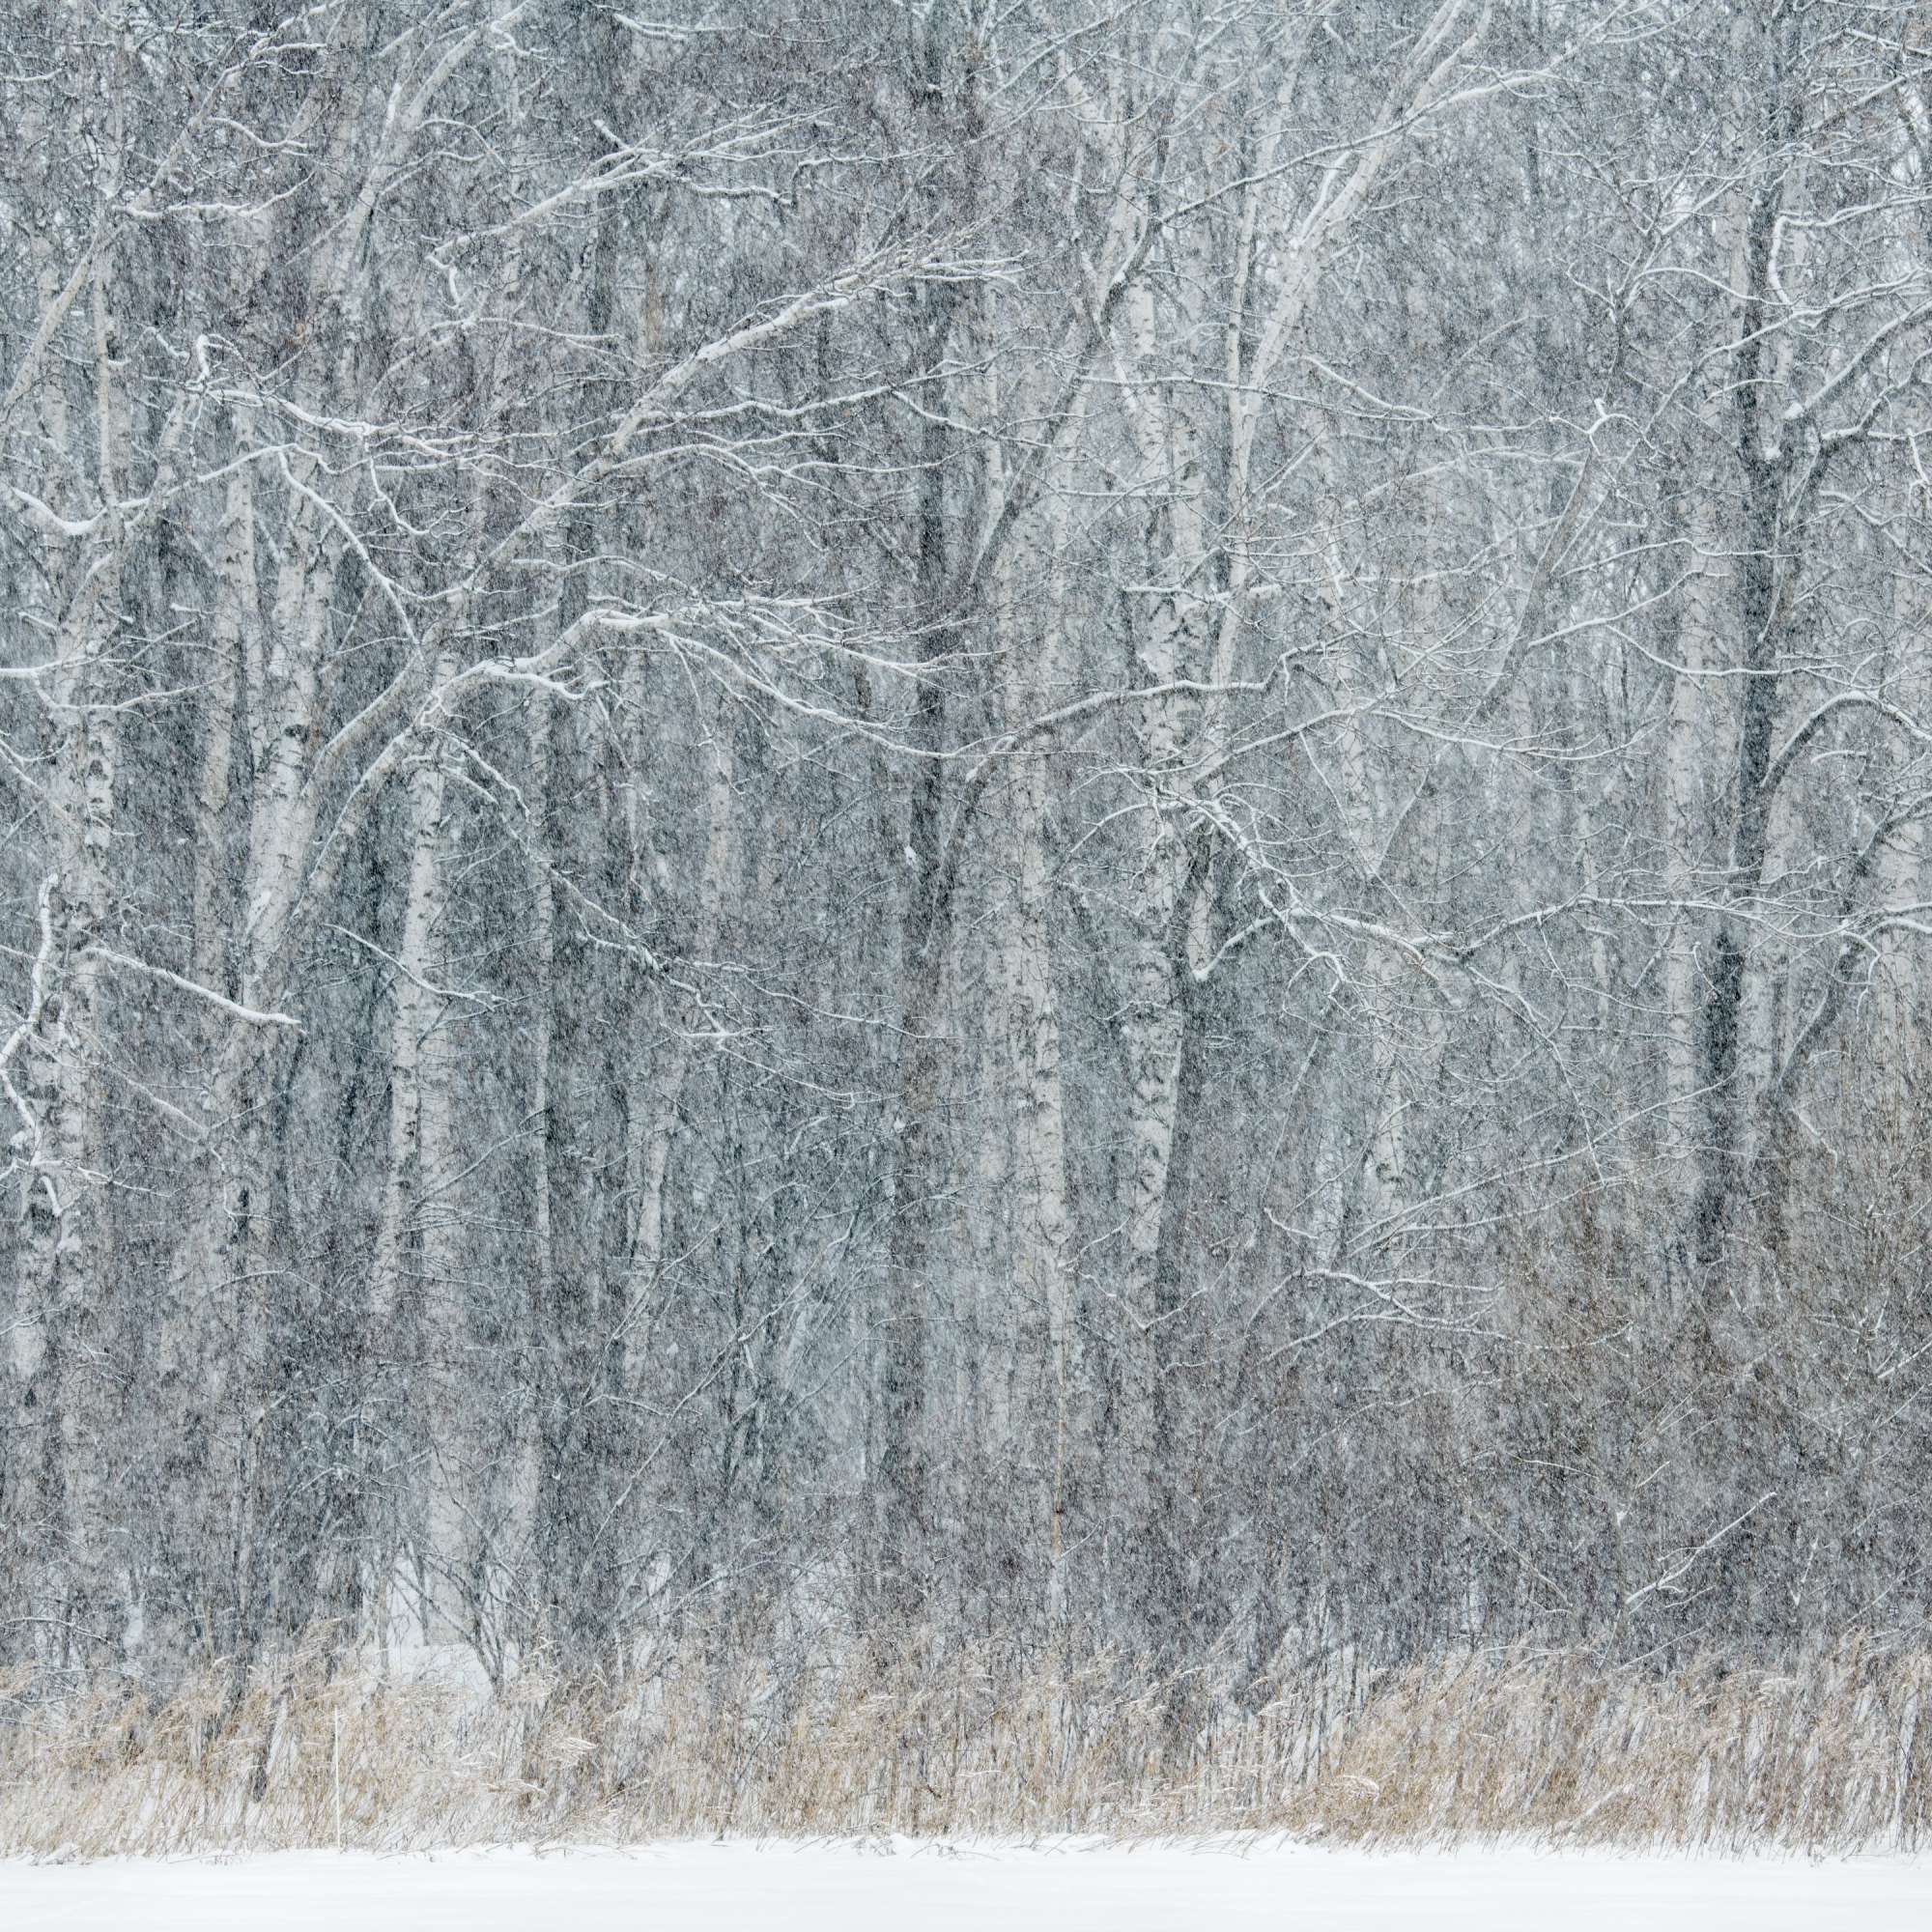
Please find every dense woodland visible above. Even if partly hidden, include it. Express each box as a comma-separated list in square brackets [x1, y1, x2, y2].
[4, 0, 1932, 1691]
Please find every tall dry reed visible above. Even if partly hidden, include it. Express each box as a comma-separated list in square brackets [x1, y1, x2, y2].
[2, 1634, 1925, 1857]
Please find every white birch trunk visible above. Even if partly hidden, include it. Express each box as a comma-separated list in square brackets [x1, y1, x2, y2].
[371, 644, 463, 1639]
[630, 705, 736, 1302]
[191, 453, 250, 1000]
[1119, 265, 1209, 1453]
[11, 193, 129, 1652]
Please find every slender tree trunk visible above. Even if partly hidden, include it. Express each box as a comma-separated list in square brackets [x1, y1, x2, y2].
[876, 5, 980, 1619]
[11, 229, 128, 1662]
[999, 527, 1078, 1623]
[1694, 143, 1794, 1267]
[371, 645, 462, 1642]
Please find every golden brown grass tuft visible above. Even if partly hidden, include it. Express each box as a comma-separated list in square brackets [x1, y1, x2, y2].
[2, 1634, 1926, 1857]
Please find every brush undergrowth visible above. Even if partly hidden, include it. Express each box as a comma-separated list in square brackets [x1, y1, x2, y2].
[1, 1634, 1926, 1857]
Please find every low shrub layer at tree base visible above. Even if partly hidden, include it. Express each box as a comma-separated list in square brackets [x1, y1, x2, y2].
[1, 1635, 1926, 1857]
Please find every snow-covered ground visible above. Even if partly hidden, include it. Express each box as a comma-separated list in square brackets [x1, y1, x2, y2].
[4, 1839, 1925, 1930]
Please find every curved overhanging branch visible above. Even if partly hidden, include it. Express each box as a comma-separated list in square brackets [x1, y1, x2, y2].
[87, 946, 301, 1030]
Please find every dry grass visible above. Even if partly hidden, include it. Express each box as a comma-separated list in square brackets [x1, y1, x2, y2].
[1, 1634, 1926, 1858]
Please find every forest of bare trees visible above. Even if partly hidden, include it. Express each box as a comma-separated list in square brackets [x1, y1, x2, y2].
[6, 0, 1932, 1707]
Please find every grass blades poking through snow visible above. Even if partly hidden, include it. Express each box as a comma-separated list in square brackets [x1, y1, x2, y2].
[2, 1635, 1928, 1858]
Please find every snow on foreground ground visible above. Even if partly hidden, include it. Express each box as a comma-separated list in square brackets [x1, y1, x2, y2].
[4, 1840, 1928, 1931]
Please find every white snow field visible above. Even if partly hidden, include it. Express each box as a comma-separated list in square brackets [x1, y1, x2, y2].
[3, 1840, 1926, 1931]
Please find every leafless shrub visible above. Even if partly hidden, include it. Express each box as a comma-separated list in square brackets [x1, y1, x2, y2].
[2, 1635, 1925, 1858]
